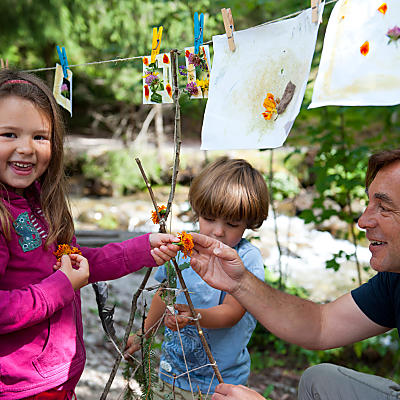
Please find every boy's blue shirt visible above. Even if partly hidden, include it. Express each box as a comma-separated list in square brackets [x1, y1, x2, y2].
[154, 238, 265, 394]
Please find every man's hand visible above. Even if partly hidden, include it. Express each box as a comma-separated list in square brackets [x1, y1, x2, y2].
[124, 332, 142, 358]
[212, 384, 265, 399]
[149, 233, 180, 265]
[54, 254, 89, 290]
[190, 233, 246, 295]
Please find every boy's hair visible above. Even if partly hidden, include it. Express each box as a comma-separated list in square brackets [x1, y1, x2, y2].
[0, 69, 74, 246]
[189, 158, 269, 229]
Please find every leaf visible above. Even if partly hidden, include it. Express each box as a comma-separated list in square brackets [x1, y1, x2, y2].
[276, 81, 296, 114]
[150, 92, 162, 103]
[179, 261, 190, 271]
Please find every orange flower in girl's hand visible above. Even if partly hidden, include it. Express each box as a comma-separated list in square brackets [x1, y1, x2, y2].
[151, 205, 167, 224]
[175, 231, 194, 259]
[53, 244, 82, 261]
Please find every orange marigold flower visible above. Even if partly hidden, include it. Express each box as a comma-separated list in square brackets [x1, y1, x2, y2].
[143, 57, 149, 66]
[163, 54, 170, 64]
[262, 93, 277, 120]
[166, 83, 172, 97]
[378, 3, 387, 14]
[176, 231, 194, 259]
[185, 50, 191, 58]
[53, 244, 82, 261]
[360, 41, 369, 56]
[151, 205, 167, 224]
[144, 84, 150, 100]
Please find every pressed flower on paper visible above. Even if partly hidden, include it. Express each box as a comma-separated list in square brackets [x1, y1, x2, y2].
[166, 83, 172, 97]
[196, 79, 209, 92]
[174, 231, 194, 259]
[185, 81, 199, 97]
[163, 54, 170, 64]
[54, 244, 82, 262]
[262, 93, 278, 120]
[387, 26, 400, 45]
[143, 57, 149, 66]
[378, 3, 387, 14]
[360, 41, 369, 56]
[61, 83, 69, 97]
[151, 205, 167, 224]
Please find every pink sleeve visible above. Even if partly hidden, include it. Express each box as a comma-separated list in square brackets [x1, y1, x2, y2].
[0, 271, 75, 335]
[76, 233, 157, 283]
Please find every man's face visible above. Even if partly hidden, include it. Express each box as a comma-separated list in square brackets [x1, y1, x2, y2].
[358, 160, 400, 272]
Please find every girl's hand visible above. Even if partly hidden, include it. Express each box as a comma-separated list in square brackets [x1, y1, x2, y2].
[164, 304, 193, 331]
[124, 332, 142, 358]
[149, 233, 180, 265]
[212, 384, 265, 400]
[54, 254, 89, 290]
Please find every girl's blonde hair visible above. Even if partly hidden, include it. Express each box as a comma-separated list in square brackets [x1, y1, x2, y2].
[0, 69, 74, 247]
[189, 158, 269, 229]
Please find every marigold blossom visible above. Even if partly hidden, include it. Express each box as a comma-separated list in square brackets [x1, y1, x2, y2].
[185, 50, 191, 58]
[378, 3, 387, 14]
[166, 83, 172, 97]
[143, 57, 149, 66]
[360, 41, 369, 56]
[53, 244, 82, 262]
[262, 93, 277, 120]
[176, 231, 194, 259]
[144, 85, 150, 100]
[163, 54, 170, 64]
[151, 205, 167, 224]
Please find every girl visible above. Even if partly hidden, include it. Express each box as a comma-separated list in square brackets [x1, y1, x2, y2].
[126, 158, 269, 399]
[0, 69, 179, 400]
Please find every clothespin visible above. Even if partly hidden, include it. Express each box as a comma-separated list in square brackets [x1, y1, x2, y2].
[221, 8, 235, 52]
[151, 26, 163, 64]
[311, 0, 321, 23]
[56, 46, 69, 79]
[1, 59, 8, 69]
[194, 12, 204, 54]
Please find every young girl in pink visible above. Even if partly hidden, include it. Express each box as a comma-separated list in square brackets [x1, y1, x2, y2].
[0, 70, 179, 400]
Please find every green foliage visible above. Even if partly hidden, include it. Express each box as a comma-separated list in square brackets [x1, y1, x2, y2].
[80, 149, 162, 195]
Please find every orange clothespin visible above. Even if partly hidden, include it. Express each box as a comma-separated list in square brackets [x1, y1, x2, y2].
[151, 26, 163, 64]
[311, 0, 321, 23]
[221, 8, 235, 52]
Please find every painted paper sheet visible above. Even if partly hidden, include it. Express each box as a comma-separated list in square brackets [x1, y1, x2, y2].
[142, 53, 173, 104]
[183, 45, 211, 99]
[53, 64, 72, 115]
[201, 7, 323, 150]
[310, 0, 400, 108]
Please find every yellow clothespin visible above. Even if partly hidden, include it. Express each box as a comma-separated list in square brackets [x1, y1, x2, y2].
[221, 8, 236, 52]
[311, 0, 321, 23]
[151, 26, 163, 64]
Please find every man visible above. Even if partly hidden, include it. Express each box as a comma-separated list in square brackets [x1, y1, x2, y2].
[190, 149, 400, 399]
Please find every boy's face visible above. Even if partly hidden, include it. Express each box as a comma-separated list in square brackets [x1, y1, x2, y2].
[199, 216, 246, 248]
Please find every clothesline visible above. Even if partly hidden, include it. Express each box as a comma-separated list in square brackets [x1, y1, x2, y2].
[23, 0, 338, 74]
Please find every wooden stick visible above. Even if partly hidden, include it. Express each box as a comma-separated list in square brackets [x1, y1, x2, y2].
[171, 258, 224, 383]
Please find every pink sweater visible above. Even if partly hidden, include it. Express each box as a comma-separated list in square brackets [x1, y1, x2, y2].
[0, 186, 156, 399]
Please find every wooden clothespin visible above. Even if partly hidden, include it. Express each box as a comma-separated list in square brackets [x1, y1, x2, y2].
[151, 26, 163, 64]
[221, 8, 236, 52]
[311, 0, 321, 23]
[56, 46, 69, 79]
[194, 12, 204, 54]
[0, 59, 8, 69]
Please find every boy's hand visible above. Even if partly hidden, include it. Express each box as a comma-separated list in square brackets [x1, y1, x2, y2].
[164, 304, 193, 331]
[124, 333, 142, 358]
[212, 384, 265, 399]
[53, 254, 89, 290]
[149, 233, 180, 265]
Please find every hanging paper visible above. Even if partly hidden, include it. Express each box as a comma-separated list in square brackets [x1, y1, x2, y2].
[181, 45, 211, 99]
[142, 53, 173, 104]
[310, 0, 400, 108]
[201, 7, 323, 150]
[53, 63, 72, 115]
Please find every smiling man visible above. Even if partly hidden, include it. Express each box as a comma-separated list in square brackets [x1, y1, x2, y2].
[189, 149, 400, 400]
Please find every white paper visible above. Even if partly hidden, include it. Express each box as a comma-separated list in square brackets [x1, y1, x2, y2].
[310, 0, 400, 108]
[53, 64, 72, 116]
[184, 45, 211, 99]
[201, 7, 323, 150]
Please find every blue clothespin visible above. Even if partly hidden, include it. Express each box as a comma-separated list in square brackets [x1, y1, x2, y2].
[194, 12, 204, 54]
[56, 45, 69, 79]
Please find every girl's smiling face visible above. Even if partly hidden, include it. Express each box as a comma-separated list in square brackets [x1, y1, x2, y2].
[0, 95, 51, 194]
